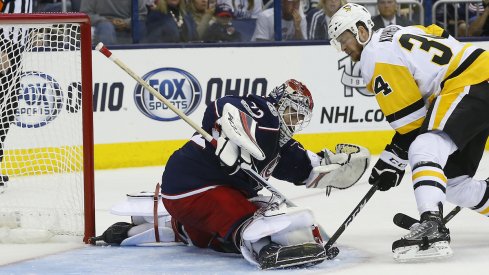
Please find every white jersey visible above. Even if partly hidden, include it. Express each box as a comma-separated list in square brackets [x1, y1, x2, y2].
[251, 8, 307, 41]
[359, 24, 489, 134]
[218, 0, 264, 19]
[1, 0, 34, 45]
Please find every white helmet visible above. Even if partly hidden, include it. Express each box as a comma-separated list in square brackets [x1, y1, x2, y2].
[328, 3, 374, 51]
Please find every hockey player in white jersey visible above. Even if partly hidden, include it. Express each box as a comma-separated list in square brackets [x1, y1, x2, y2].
[328, 3, 489, 262]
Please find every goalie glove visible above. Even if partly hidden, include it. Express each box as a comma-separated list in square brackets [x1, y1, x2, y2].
[369, 144, 408, 191]
[305, 144, 370, 194]
[215, 103, 265, 174]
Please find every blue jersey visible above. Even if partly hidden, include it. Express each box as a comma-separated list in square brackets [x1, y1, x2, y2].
[161, 94, 314, 198]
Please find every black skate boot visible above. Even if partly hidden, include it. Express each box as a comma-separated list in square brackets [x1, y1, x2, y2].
[257, 242, 326, 270]
[0, 175, 9, 194]
[392, 210, 452, 262]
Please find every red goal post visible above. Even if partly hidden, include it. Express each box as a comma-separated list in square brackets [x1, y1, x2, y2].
[0, 13, 94, 243]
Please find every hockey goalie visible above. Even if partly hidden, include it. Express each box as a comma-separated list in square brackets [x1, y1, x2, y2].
[92, 79, 370, 269]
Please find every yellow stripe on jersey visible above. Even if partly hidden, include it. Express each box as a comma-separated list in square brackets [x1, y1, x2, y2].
[442, 43, 472, 88]
[412, 170, 448, 183]
[366, 63, 425, 134]
[368, 63, 422, 115]
[428, 86, 465, 131]
[396, 116, 425, 134]
[479, 205, 489, 215]
[441, 50, 489, 94]
[414, 24, 449, 38]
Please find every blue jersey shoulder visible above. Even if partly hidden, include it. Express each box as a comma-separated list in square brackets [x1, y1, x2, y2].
[202, 95, 280, 135]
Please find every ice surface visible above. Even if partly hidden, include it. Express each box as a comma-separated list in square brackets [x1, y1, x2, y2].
[1, 153, 488, 274]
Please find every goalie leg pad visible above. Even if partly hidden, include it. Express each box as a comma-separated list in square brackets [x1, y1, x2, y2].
[242, 206, 316, 242]
[121, 225, 177, 246]
[239, 206, 325, 268]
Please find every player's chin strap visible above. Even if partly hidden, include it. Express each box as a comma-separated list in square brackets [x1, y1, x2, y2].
[153, 183, 161, 243]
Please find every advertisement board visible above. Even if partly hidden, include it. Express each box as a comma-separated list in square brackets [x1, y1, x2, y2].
[8, 42, 489, 168]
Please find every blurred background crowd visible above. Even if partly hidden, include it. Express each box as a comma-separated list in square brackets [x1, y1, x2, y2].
[35, 0, 489, 44]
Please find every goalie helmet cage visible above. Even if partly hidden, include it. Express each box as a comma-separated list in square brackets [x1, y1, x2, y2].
[0, 13, 94, 243]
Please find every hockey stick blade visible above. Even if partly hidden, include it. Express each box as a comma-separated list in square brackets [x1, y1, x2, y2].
[393, 213, 420, 230]
[393, 206, 462, 230]
[326, 246, 340, 260]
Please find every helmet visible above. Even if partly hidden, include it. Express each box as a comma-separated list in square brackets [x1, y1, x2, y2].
[268, 79, 314, 147]
[328, 3, 374, 51]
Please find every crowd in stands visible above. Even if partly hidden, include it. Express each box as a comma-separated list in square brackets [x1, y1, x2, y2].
[32, 0, 489, 44]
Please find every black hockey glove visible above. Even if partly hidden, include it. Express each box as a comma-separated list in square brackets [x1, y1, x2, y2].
[369, 144, 408, 191]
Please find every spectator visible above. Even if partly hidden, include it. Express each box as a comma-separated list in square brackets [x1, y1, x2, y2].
[203, 3, 242, 42]
[188, 0, 214, 40]
[80, 0, 147, 45]
[468, 0, 489, 36]
[251, 0, 306, 41]
[143, 0, 198, 43]
[306, 0, 344, 40]
[372, 0, 414, 31]
[220, 0, 263, 19]
[433, 1, 474, 37]
[36, 0, 81, 12]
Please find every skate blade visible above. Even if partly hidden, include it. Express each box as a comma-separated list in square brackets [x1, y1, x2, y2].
[261, 257, 325, 270]
[393, 241, 453, 263]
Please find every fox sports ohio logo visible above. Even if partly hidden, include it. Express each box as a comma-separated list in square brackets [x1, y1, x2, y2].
[16, 72, 63, 128]
[134, 68, 202, 121]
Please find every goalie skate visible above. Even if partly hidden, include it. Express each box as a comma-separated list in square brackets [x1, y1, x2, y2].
[392, 211, 452, 262]
[257, 242, 326, 270]
[0, 175, 8, 194]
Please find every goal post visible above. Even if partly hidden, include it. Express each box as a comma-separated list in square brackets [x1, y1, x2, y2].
[0, 13, 94, 243]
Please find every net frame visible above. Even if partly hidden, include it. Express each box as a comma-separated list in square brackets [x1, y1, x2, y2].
[0, 13, 94, 244]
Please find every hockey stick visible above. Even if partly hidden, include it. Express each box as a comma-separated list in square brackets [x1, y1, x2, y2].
[94, 42, 309, 208]
[323, 183, 378, 259]
[95, 42, 335, 241]
[393, 206, 462, 230]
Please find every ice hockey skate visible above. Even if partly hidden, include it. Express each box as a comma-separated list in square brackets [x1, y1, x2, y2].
[257, 242, 326, 270]
[0, 175, 8, 194]
[392, 211, 452, 262]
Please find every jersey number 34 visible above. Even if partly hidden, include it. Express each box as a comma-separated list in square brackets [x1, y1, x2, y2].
[399, 34, 453, 66]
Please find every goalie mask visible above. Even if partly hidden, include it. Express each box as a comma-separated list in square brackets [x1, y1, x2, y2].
[267, 79, 314, 147]
[328, 3, 374, 51]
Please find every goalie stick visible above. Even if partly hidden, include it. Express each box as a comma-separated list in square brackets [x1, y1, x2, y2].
[96, 43, 341, 257]
[393, 206, 462, 230]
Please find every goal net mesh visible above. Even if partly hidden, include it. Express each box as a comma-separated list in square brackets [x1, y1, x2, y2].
[0, 22, 87, 243]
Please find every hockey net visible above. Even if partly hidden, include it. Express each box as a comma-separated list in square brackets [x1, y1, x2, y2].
[0, 14, 94, 243]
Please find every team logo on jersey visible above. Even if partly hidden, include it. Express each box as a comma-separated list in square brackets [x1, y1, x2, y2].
[267, 102, 278, 117]
[134, 68, 202, 121]
[337, 55, 372, 97]
[16, 72, 63, 128]
[260, 155, 281, 180]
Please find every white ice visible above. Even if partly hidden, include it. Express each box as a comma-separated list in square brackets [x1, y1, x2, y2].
[0, 152, 488, 274]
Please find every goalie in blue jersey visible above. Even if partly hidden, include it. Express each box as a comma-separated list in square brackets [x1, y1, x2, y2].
[94, 79, 370, 269]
